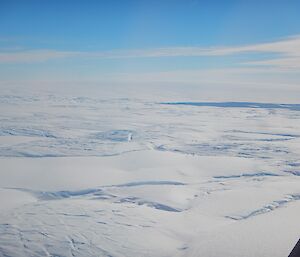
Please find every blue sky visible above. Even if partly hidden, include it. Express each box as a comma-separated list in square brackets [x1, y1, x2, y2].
[2, 0, 300, 49]
[1, 0, 300, 90]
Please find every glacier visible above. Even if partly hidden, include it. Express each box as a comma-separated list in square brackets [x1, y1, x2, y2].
[0, 89, 299, 257]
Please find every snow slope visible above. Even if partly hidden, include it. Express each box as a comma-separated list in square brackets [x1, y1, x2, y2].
[0, 90, 299, 256]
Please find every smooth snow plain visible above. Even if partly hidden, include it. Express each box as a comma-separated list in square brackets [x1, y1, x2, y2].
[0, 88, 299, 257]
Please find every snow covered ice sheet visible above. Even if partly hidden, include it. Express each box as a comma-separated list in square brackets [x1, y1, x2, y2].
[0, 90, 299, 257]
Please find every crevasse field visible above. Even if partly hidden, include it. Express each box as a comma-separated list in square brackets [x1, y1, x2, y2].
[0, 86, 299, 257]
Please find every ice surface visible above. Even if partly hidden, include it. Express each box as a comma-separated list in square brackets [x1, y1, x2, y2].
[0, 91, 299, 257]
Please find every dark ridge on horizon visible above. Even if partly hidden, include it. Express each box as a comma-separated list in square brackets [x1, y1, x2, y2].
[161, 102, 300, 111]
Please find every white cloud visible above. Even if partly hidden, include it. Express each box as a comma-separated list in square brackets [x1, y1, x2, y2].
[245, 57, 300, 69]
[0, 35, 300, 69]
[0, 50, 81, 63]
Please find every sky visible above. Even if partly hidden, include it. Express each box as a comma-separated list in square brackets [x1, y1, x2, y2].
[1, 0, 300, 100]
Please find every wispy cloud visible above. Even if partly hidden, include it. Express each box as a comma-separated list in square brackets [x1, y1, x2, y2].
[0, 50, 81, 63]
[0, 35, 300, 69]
